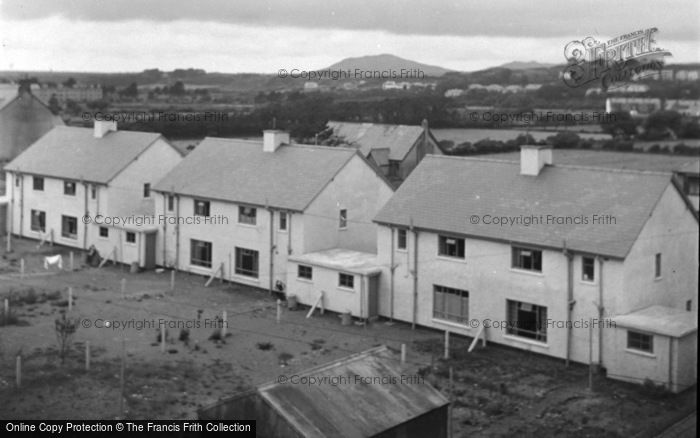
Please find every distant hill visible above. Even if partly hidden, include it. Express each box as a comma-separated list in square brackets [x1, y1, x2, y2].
[498, 61, 557, 70]
[326, 54, 453, 77]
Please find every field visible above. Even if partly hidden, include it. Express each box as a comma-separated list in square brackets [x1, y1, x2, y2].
[433, 128, 611, 146]
[0, 238, 695, 436]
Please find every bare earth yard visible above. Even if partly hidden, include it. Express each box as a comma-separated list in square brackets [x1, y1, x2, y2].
[0, 238, 695, 436]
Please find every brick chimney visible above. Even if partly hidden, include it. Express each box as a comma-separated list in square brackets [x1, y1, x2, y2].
[263, 130, 290, 152]
[520, 145, 552, 176]
[94, 120, 117, 138]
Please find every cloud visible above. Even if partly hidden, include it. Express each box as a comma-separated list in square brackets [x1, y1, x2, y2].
[2, 0, 699, 41]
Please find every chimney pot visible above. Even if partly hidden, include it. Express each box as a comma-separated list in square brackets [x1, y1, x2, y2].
[520, 145, 552, 176]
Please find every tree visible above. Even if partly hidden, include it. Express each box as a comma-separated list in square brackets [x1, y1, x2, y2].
[601, 111, 638, 139]
[47, 95, 61, 115]
[643, 110, 682, 139]
[120, 82, 139, 97]
[547, 131, 581, 149]
[169, 81, 185, 96]
[62, 77, 76, 88]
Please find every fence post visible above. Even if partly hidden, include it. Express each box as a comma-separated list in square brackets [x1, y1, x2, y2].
[276, 299, 281, 324]
[221, 311, 227, 337]
[16, 355, 21, 388]
[69, 252, 74, 271]
[20, 258, 25, 279]
[444, 330, 450, 360]
[68, 287, 73, 312]
[170, 270, 175, 291]
[85, 341, 90, 371]
[401, 343, 406, 366]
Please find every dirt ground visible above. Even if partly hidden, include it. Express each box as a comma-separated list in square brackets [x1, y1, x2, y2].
[0, 238, 696, 436]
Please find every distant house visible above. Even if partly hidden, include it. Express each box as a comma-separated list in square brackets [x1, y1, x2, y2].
[373, 147, 698, 391]
[303, 81, 319, 91]
[503, 85, 523, 93]
[665, 99, 700, 117]
[382, 81, 411, 90]
[524, 84, 543, 92]
[444, 89, 464, 98]
[152, 131, 394, 295]
[605, 97, 662, 116]
[3, 121, 183, 268]
[485, 84, 504, 92]
[198, 346, 450, 438]
[33, 84, 103, 105]
[322, 120, 442, 182]
[0, 84, 64, 162]
[477, 149, 700, 212]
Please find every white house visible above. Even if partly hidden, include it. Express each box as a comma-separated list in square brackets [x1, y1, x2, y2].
[373, 146, 698, 390]
[152, 130, 394, 298]
[3, 121, 183, 268]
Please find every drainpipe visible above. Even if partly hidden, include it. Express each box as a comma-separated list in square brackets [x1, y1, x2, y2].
[410, 219, 419, 330]
[287, 213, 292, 255]
[82, 181, 88, 249]
[389, 227, 395, 321]
[563, 241, 574, 367]
[19, 173, 24, 237]
[161, 193, 167, 265]
[668, 337, 674, 391]
[8, 172, 15, 237]
[597, 256, 605, 367]
[175, 195, 180, 269]
[269, 208, 275, 295]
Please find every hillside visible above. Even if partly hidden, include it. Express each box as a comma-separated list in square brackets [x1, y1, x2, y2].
[326, 54, 452, 77]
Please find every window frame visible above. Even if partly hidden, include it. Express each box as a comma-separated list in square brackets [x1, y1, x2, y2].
[654, 253, 662, 279]
[63, 180, 76, 196]
[511, 246, 542, 272]
[238, 205, 257, 225]
[279, 212, 287, 231]
[235, 247, 259, 278]
[61, 215, 78, 240]
[194, 199, 210, 217]
[627, 330, 653, 354]
[338, 272, 354, 289]
[506, 299, 548, 343]
[32, 176, 44, 191]
[438, 235, 465, 259]
[125, 232, 136, 244]
[190, 239, 213, 268]
[339, 209, 348, 229]
[432, 285, 469, 325]
[297, 264, 313, 280]
[143, 183, 151, 198]
[397, 229, 407, 250]
[99, 226, 109, 238]
[167, 195, 175, 212]
[582, 256, 595, 282]
[30, 209, 46, 233]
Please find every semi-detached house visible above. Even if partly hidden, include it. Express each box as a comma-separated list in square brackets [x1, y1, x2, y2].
[3, 121, 183, 268]
[152, 130, 394, 299]
[373, 146, 698, 392]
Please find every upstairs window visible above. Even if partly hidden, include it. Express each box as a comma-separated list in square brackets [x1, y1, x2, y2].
[194, 199, 210, 217]
[33, 176, 44, 191]
[279, 212, 287, 231]
[143, 183, 151, 198]
[512, 246, 542, 272]
[654, 253, 662, 279]
[438, 235, 465, 259]
[167, 195, 175, 212]
[238, 206, 257, 225]
[582, 257, 595, 281]
[397, 229, 407, 250]
[339, 209, 348, 229]
[64, 181, 76, 196]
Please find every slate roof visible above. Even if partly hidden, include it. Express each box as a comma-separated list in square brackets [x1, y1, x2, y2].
[257, 346, 449, 438]
[478, 149, 700, 175]
[374, 155, 685, 259]
[613, 305, 697, 337]
[4, 126, 164, 183]
[326, 121, 428, 161]
[153, 137, 360, 211]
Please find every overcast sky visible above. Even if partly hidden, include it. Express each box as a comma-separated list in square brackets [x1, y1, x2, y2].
[1, 0, 698, 73]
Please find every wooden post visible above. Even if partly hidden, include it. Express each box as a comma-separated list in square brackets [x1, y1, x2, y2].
[170, 270, 175, 291]
[4, 298, 8, 318]
[444, 330, 450, 360]
[20, 258, 25, 279]
[6, 233, 11, 253]
[119, 336, 125, 417]
[588, 317, 593, 392]
[85, 341, 90, 371]
[120, 278, 126, 299]
[219, 262, 224, 284]
[68, 287, 73, 312]
[16, 355, 21, 388]
[221, 311, 227, 337]
[276, 299, 281, 324]
[401, 343, 406, 366]
[69, 252, 74, 271]
[160, 324, 166, 353]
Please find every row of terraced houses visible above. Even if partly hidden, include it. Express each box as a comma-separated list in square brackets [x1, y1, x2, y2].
[3, 120, 698, 393]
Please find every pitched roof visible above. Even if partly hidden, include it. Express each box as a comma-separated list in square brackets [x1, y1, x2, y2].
[478, 149, 700, 175]
[613, 305, 697, 337]
[4, 126, 164, 184]
[374, 155, 682, 259]
[153, 137, 360, 211]
[326, 121, 427, 161]
[257, 346, 449, 437]
[289, 248, 381, 275]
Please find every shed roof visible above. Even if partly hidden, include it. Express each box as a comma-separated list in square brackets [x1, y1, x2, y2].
[153, 137, 360, 211]
[289, 248, 381, 275]
[4, 126, 165, 184]
[257, 346, 449, 438]
[374, 154, 683, 259]
[612, 305, 698, 337]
